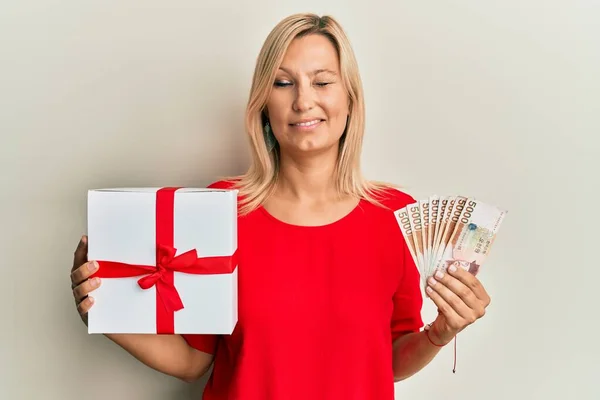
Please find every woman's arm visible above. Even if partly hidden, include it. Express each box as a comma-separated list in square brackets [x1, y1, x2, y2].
[391, 324, 450, 381]
[393, 263, 491, 381]
[71, 236, 214, 383]
[105, 334, 214, 383]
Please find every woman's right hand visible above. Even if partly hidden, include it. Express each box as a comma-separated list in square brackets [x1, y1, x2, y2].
[70, 235, 101, 326]
[68, 235, 213, 381]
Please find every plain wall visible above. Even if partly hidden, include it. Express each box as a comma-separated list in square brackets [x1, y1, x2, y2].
[1, 1, 598, 399]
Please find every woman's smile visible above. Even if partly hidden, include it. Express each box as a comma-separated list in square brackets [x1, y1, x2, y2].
[289, 118, 325, 131]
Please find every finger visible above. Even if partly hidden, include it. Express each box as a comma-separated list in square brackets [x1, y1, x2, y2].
[72, 277, 101, 302]
[427, 276, 475, 322]
[446, 263, 491, 305]
[72, 235, 88, 272]
[76, 295, 95, 316]
[70, 260, 98, 286]
[432, 269, 482, 311]
[425, 285, 464, 329]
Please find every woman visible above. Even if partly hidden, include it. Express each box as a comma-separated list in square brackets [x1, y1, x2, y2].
[70, 13, 490, 400]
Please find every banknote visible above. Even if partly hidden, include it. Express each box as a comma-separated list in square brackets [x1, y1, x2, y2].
[432, 196, 467, 272]
[438, 198, 508, 276]
[394, 207, 418, 265]
[407, 202, 425, 271]
[419, 200, 430, 272]
[430, 196, 456, 276]
[431, 196, 448, 270]
[427, 196, 439, 274]
[394, 195, 507, 283]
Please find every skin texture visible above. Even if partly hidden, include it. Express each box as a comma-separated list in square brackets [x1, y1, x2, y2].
[259, 33, 491, 381]
[70, 236, 214, 382]
[69, 32, 491, 385]
[262, 34, 358, 227]
[266, 34, 349, 157]
[392, 261, 490, 381]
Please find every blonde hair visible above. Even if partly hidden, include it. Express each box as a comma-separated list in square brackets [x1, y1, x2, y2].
[226, 13, 394, 215]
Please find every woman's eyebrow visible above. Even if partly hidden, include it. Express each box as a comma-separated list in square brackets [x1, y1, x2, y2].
[277, 67, 338, 76]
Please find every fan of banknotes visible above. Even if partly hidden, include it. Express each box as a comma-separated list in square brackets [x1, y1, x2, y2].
[394, 196, 507, 288]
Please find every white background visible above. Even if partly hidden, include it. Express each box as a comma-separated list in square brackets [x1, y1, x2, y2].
[1, 1, 598, 399]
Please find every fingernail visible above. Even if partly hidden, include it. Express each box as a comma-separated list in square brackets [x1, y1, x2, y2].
[428, 276, 437, 285]
[426, 286, 433, 293]
[91, 277, 100, 287]
[88, 261, 98, 271]
[449, 265, 457, 273]
[435, 270, 444, 279]
[81, 235, 87, 244]
[88, 296, 94, 304]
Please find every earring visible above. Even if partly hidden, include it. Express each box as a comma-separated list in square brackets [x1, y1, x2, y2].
[263, 121, 276, 152]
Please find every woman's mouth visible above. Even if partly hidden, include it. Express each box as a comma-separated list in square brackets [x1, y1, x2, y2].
[290, 119, 324, 131]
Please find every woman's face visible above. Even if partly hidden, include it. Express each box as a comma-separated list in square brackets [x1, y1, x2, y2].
[265, 34, 350, 156]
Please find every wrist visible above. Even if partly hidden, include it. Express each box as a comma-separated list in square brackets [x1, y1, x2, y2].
[425, 323, 455, 346]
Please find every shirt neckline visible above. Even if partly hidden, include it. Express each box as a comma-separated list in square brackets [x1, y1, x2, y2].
[257, 198, 366, 231]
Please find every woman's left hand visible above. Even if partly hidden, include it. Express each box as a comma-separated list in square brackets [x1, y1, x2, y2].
[425, 260, 491, 345]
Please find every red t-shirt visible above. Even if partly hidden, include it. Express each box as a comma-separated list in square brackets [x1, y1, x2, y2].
[182, 180, 423, 400]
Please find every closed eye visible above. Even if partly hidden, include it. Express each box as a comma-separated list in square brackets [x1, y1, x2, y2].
[274, 81, 333, 88]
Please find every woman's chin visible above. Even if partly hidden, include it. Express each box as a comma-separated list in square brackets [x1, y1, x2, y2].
[281, 139, 340, 156]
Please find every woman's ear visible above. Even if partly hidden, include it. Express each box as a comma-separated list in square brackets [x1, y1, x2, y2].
[261, 110, 269, 125]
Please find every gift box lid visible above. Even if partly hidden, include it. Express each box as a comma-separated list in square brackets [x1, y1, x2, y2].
[89, 188, 237, 193]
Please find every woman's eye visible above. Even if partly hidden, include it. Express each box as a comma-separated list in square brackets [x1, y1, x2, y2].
[274, 81, 332, 88]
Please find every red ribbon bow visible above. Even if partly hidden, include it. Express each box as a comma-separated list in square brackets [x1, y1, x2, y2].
[91, 187, 237, 333]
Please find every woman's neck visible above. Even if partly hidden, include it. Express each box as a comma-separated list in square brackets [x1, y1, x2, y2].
[276, 150, 339, 202]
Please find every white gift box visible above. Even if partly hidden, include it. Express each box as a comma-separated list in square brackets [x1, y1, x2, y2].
[86, 187, 238, 335]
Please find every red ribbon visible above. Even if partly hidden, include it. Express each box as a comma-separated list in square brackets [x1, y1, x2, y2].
[91, 187, 237, 333]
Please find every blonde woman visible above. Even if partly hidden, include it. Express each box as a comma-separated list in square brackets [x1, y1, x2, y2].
[70, 13, 490, 400]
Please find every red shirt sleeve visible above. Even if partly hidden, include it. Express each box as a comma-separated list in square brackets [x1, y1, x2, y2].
[206, 179, 238, 190]
[390, 237, 424, 341]
[381, 188, 424, 341]
[182, 333, 219, 354]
